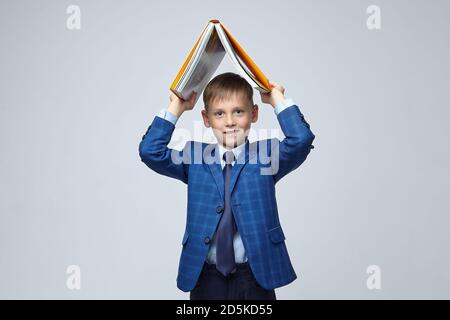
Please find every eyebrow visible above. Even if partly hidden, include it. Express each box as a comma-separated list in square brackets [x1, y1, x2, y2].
[211, 106, 248, 112]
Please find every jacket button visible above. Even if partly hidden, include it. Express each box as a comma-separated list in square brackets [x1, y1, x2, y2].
[204, 236, 211, 244]
[216, 206, 224, 214]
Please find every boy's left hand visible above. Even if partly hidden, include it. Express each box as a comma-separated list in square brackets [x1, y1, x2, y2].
[260, 81, 286, 108]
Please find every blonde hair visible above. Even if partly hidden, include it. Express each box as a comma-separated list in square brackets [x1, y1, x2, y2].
[203, 72, 253, 110]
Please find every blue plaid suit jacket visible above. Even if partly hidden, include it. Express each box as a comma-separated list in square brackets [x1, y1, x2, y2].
[139, 105, 315, 292]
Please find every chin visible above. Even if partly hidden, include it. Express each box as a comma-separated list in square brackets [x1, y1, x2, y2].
[223, 136, 246, 149]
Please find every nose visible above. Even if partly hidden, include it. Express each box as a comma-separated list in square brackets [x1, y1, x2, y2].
[225, 114, 235, 126]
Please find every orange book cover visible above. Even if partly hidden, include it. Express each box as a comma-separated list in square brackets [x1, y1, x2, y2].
[219, 21, 270, 91]
[170, 20, 270, 100]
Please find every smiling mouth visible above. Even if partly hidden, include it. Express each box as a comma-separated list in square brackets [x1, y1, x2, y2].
[223, 129, 239, 134]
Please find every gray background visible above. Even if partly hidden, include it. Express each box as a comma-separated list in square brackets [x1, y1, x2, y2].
[1, 0, 449, 299]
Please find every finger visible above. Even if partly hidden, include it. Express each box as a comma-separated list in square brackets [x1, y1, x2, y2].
[190, 92, 197, 103]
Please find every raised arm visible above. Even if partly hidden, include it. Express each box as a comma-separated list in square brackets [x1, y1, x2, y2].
[260, 82, 315, 183]
[138, 92, 197, 184]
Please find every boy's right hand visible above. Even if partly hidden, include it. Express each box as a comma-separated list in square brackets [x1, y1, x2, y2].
[167, 91, 197, 118]
[260, 81, 286, 108]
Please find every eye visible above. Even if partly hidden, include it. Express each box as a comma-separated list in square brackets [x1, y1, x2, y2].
[234, 110, 243, 115]
[214, 111, 223, 117]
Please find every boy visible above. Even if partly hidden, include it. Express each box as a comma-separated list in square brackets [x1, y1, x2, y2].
[139, 72, 315, 300]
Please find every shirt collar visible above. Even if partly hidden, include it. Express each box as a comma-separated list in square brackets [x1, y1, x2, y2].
[217, 141, 246, 163]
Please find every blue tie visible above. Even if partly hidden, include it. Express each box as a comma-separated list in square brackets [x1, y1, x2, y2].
[216, 150, 236, 276]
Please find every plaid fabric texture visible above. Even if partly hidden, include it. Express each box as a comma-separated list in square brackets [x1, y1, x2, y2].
[139, 105, 315, 292]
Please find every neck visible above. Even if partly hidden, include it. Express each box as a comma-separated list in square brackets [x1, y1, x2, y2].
[220, 137, 248, 150]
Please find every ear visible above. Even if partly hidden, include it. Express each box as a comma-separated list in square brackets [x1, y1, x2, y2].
[251, 104, 259, 123]
[201, 109, 211, 128]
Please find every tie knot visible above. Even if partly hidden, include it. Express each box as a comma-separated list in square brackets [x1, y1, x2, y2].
[223, 151, 235, 165]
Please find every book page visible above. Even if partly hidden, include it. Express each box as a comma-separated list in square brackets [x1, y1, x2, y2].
[170, 21, 212, 94]
[177, 23, 214, 89]
[219, 22, 270, 92]
[215, 24, 267, 92]
[177, 27, 226, 104]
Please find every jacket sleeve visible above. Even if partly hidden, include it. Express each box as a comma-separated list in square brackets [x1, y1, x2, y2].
[138, 115, 191, 184]
[271, 105, 315, 184]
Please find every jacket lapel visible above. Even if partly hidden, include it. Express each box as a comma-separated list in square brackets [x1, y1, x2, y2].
[206, 140, 258, 199]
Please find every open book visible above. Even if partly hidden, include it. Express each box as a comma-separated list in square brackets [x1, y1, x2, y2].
[170, 19, 271, 104]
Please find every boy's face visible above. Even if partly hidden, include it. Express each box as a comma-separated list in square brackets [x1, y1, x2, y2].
[201, 93, 258, 150]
